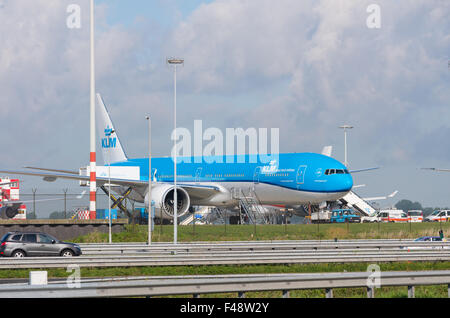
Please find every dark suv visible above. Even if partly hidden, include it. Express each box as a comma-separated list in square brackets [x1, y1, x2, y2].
[0, 232, 82, 257]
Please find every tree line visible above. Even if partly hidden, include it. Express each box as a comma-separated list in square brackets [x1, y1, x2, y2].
[394, 199, 448, 216]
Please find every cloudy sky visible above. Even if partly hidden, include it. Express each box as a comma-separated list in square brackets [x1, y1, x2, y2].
[0, 0, 449, 216]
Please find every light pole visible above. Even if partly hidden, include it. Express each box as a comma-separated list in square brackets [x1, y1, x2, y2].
[167, 57, 184, 245]
[63, 188, 68, 219]
[32, 188, 37, 217]
[339, 125, 353, 167]
[146, 116, 152, 245]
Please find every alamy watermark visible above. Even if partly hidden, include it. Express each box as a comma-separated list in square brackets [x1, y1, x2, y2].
[366, 4, 381, 29]
[366, 264, 381, 289]
[66, 3, 382, 30]
[66, 4, 81, 29]
[66, 264, 81, 288]
[171, 120, 279, 164]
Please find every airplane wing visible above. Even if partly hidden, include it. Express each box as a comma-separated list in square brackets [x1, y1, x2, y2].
[0, 169, 222, 201]
[349, 167, 380, 173]
[421, 168, 450, 172]
[177, 184, 222, 201]
[0, 169, 149, 188]
[363, 190, 398, 201]
[23, 166, 79, 174]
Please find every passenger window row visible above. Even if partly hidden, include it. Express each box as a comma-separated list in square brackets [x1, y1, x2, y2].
[7, 234, 53, 243]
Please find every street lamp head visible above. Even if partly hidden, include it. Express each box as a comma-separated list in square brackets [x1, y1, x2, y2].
[339, 125, 354, 130]
[167, 58, 184, 65]
[145, 116, 150, 120]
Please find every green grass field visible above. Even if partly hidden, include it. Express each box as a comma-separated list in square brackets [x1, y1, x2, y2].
[72, 222, 450, 243]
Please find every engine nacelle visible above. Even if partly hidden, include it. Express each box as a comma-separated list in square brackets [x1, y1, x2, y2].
[145, 184, 190, 219]
[0, 206, 19, 219]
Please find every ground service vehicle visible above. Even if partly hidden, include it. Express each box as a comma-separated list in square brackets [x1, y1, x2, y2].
[330, 209, 361, 223]
[424, 210, 450, 222]
[0, 232, 82, 257]
[377, 209, 409, 223]
[310, 211, 332, 223]
[361, 213, 380, 223]
[407, 210, 423, 222]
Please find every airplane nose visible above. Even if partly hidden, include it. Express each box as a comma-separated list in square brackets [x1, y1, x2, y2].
[343, 174, 353, 191]
[326, 174, 353, 193]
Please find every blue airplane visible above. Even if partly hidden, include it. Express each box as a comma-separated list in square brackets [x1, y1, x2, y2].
[0, 94, 355, 221]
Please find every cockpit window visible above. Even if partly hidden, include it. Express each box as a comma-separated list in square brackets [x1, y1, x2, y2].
[325, 169, 350, 175]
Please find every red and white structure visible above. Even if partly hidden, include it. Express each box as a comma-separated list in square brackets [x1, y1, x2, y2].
[89, 0, 97, 216]
[0, 177, 26, 219]
[74, 208, 96, 220]
[0, 177, 20, 204]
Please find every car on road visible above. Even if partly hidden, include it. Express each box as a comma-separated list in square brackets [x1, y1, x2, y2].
[400, 236, 448, 250]
[0, 232, 82, 257]
[414, 236, 445, 242]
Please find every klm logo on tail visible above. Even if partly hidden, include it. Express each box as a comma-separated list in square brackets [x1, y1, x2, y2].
[102, 125, 117, 149]
[96, 93, 128, 163]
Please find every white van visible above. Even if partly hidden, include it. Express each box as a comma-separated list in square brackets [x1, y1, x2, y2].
[407, 210, 423, 223]
[424, 210, 450, 222]
[378, 209, 409, 223]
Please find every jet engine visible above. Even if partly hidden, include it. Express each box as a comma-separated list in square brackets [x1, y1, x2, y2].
[145, 184, 190, 219]
[0, 205, 20, 219]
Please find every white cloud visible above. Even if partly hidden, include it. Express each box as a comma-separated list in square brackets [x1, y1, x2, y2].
[1, 0, 450, 208]
[162, 0, 449, 164]
[0, 0, 146, 168]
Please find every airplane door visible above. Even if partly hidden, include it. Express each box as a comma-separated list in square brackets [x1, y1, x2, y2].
[253, 167, 261, 184]
[151, 168, 158, 182]
[296, 165, 307, 189]
[195, 167, 202, 183]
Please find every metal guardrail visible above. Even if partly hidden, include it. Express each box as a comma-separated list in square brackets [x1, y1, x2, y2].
[0, 271, 449, 298]
[0, 240, 449, 269]
[77, 240, 450, 253]
[0, 250, 449, 268]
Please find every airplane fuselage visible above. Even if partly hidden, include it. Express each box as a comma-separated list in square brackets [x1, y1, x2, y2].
[110, 152, 353, 206]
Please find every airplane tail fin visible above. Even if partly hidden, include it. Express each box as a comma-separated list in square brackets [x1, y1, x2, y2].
[96, 93, 128, 164]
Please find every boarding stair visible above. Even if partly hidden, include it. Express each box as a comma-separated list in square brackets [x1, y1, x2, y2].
[180, 207, 210, 225]
[202, 207, 229, 224]
[232, 188, 269, 224]
[339, 191, 376, 216]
